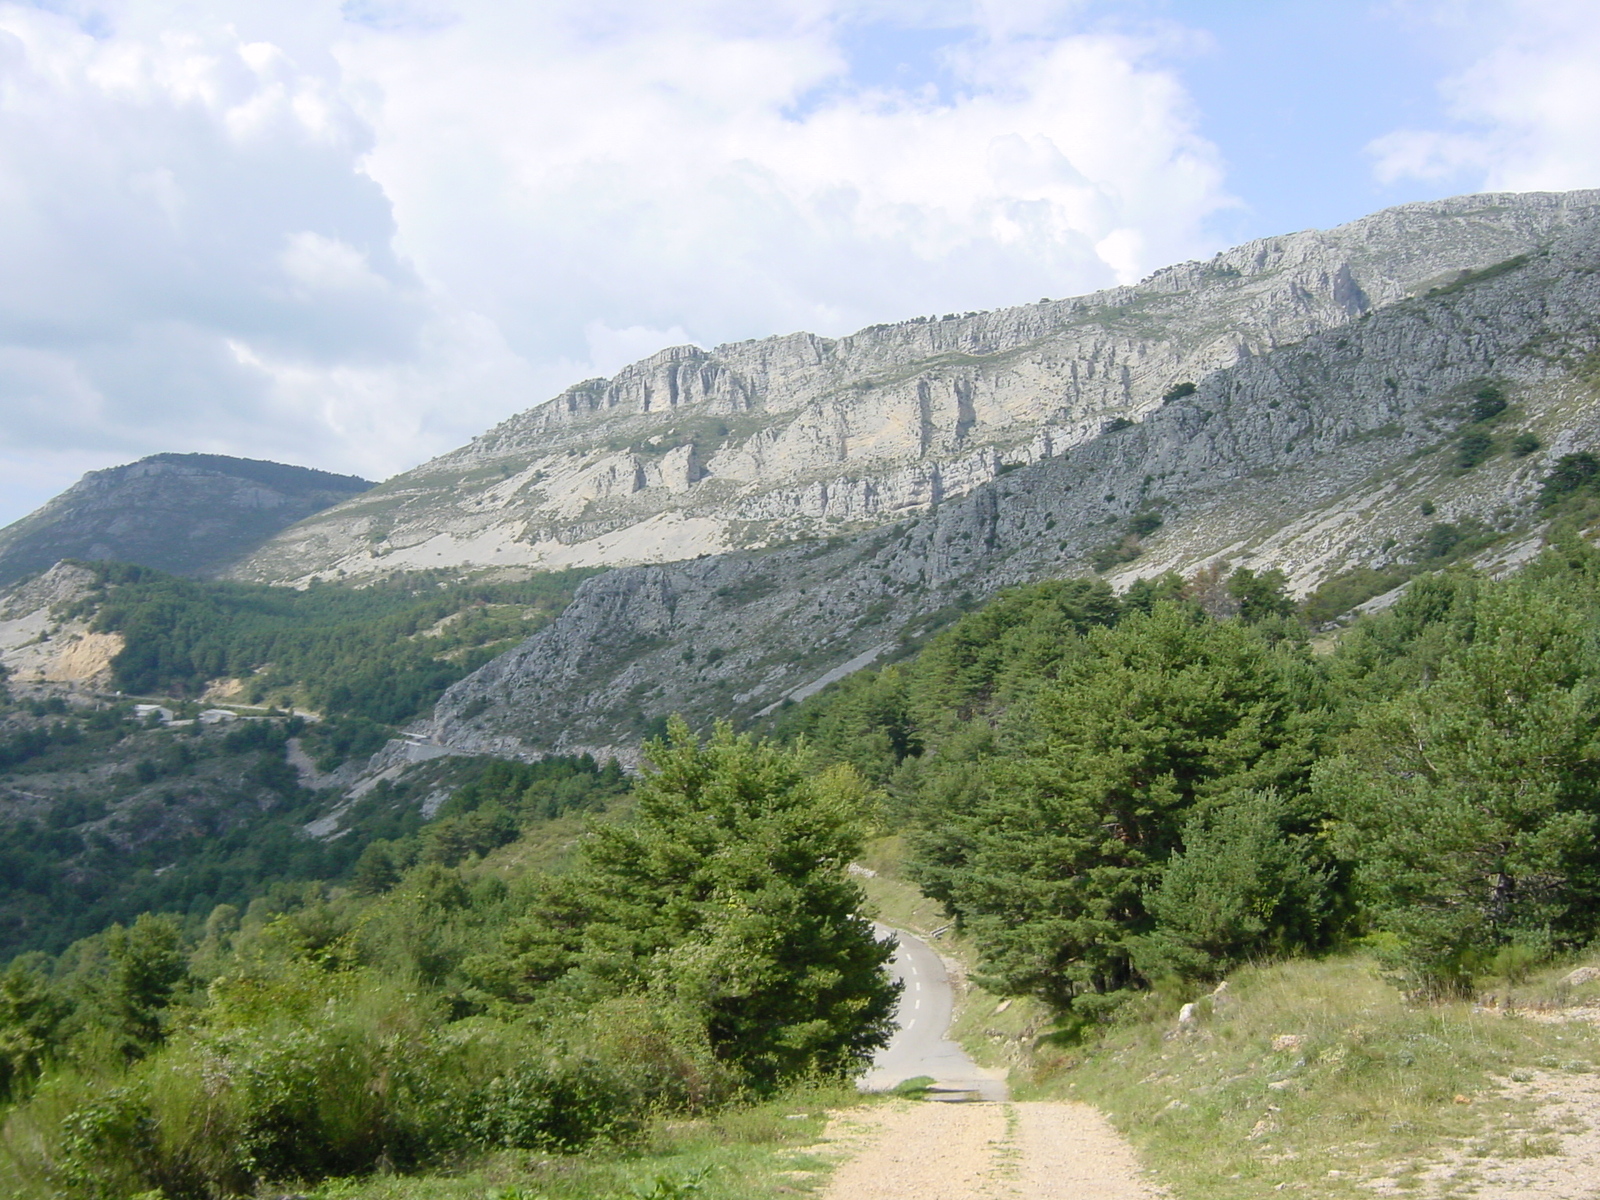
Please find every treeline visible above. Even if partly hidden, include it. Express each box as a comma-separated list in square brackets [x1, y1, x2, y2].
[73, 562, 595, 723]
[775, 534, 1600, 1006]
[0, 728, 894, 1199]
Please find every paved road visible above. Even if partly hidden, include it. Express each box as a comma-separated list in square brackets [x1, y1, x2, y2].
[860, 923, 1009, 1102]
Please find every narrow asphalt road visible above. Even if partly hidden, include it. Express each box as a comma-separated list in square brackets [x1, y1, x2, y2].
[859, 923, 1009, 1102]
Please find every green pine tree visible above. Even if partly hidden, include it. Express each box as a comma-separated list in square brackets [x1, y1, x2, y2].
[474, 720, 899, 1090]
[911, 603, 1319, 1007]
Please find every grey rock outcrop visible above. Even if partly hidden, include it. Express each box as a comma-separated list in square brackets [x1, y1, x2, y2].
[232, 190, 1600, 586]
[429, 211, 1600, 760]
[0, 454, 373, 586]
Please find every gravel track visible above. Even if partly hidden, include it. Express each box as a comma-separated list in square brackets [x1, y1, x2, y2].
[818, 1099, 1166, 1199]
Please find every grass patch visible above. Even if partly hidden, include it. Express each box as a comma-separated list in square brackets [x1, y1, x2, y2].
[295, 1085, 863, 1200]
[1034, 955, 1600, 1199]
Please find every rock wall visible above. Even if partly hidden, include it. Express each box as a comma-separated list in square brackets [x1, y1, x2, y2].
[231, 190, 1600, 586]
[427, 215, 1600, 760]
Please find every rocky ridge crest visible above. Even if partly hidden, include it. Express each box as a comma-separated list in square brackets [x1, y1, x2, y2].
[230, 190, 1600, 586]
[426, 207, 1600, 761]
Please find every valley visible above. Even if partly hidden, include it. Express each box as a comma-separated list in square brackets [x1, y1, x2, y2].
[4, 189, 1600, 1200]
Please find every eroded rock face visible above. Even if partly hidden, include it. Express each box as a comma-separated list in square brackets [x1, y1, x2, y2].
[427, 213, 1600, 760]
[0, 562, 122, 687]
[0, 454, 373, 586]
[231, 190, 1600, 586]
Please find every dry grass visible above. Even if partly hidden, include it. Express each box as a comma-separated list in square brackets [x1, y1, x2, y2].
[1039, 956, 1600, 1198]
[302, 1085, 868, 1200]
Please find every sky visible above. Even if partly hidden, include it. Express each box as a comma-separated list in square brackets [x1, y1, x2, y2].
[0, 0, 1597, 526]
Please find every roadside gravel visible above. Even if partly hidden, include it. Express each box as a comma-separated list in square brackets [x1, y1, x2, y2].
[817, 1099, 1166, 1200]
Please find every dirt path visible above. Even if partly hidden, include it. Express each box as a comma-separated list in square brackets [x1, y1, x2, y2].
[818, 1100, 1166, 1200]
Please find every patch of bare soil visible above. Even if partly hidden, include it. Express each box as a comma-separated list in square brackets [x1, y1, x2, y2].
[36, 629, 123, 684]
[817, 1100, 1165, 1200]
[1367, 1069, 1600, 1199]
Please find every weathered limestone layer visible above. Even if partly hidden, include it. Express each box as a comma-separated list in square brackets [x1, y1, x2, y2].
[231, 190, 1600, 586]
[427, 211, 1600, 761]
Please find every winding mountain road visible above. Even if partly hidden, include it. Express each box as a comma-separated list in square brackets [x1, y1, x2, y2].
[838, 925, 1166, 1199]
[860, 923, 1008, 1101]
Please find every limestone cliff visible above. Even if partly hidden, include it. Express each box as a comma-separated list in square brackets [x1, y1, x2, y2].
[231, 190, 1600, 586]
[427, 211, 1600, 761]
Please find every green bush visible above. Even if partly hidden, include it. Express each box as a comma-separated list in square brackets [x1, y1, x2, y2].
[1455, 430, 1494, 469]
[1469, 383, 1507, 422]
[8, 974, 697, 1198]
[1540, 451, 1600, 506]
[1137, 789, 1332, 981]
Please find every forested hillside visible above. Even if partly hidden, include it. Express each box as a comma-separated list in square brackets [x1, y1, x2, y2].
[72, 562, 597, 723]
[4, 458, 1600, 1197]
[0, 562, 600, 959]
[775, 520, 1600, 1004]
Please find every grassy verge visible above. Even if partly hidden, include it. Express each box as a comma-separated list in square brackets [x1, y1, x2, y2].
[855, 839, 1600, 1196]
[1033, 956, 1600, 1198]
[300, 1086, 865, 1200]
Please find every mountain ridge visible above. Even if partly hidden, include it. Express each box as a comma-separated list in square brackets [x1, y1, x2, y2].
[423, 207, 1600, 762]
[0, 453, 373, 587]
[228, 189, 1600, 587]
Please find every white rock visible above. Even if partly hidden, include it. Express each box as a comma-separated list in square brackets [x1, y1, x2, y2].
[229, 192, 1600, 587]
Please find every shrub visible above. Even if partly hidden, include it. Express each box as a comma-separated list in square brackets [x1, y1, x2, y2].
[1540, 452, 1600, 506]
[1127, 511, 1164, 537]
[1455, 431, 1493, 469]
[1137, 790, 1332, 981]
[1470, 384, 1507, 422]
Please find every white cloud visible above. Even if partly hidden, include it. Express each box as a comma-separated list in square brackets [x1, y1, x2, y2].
[1370, 0, 1600, 191]
[0, 0, 1234, 523]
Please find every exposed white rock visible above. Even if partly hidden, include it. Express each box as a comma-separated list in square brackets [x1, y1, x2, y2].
[0, 562, 123, 687]
[230, 190, 1600, 587]
[421, 210, 1600, 761]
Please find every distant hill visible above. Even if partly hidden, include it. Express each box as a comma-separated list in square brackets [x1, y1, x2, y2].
[0, 453, 373, 586]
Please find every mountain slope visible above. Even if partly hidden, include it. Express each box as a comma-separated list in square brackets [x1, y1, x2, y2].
[231, 190, 1600, 586]
[425, 212, 1600, 761]
[0, 454, 373, 586]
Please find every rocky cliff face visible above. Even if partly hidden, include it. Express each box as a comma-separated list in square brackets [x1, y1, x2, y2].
[427, 210, 1600, 762]
[231, 190, 1600, 586]
[0, 454, 373, 586]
